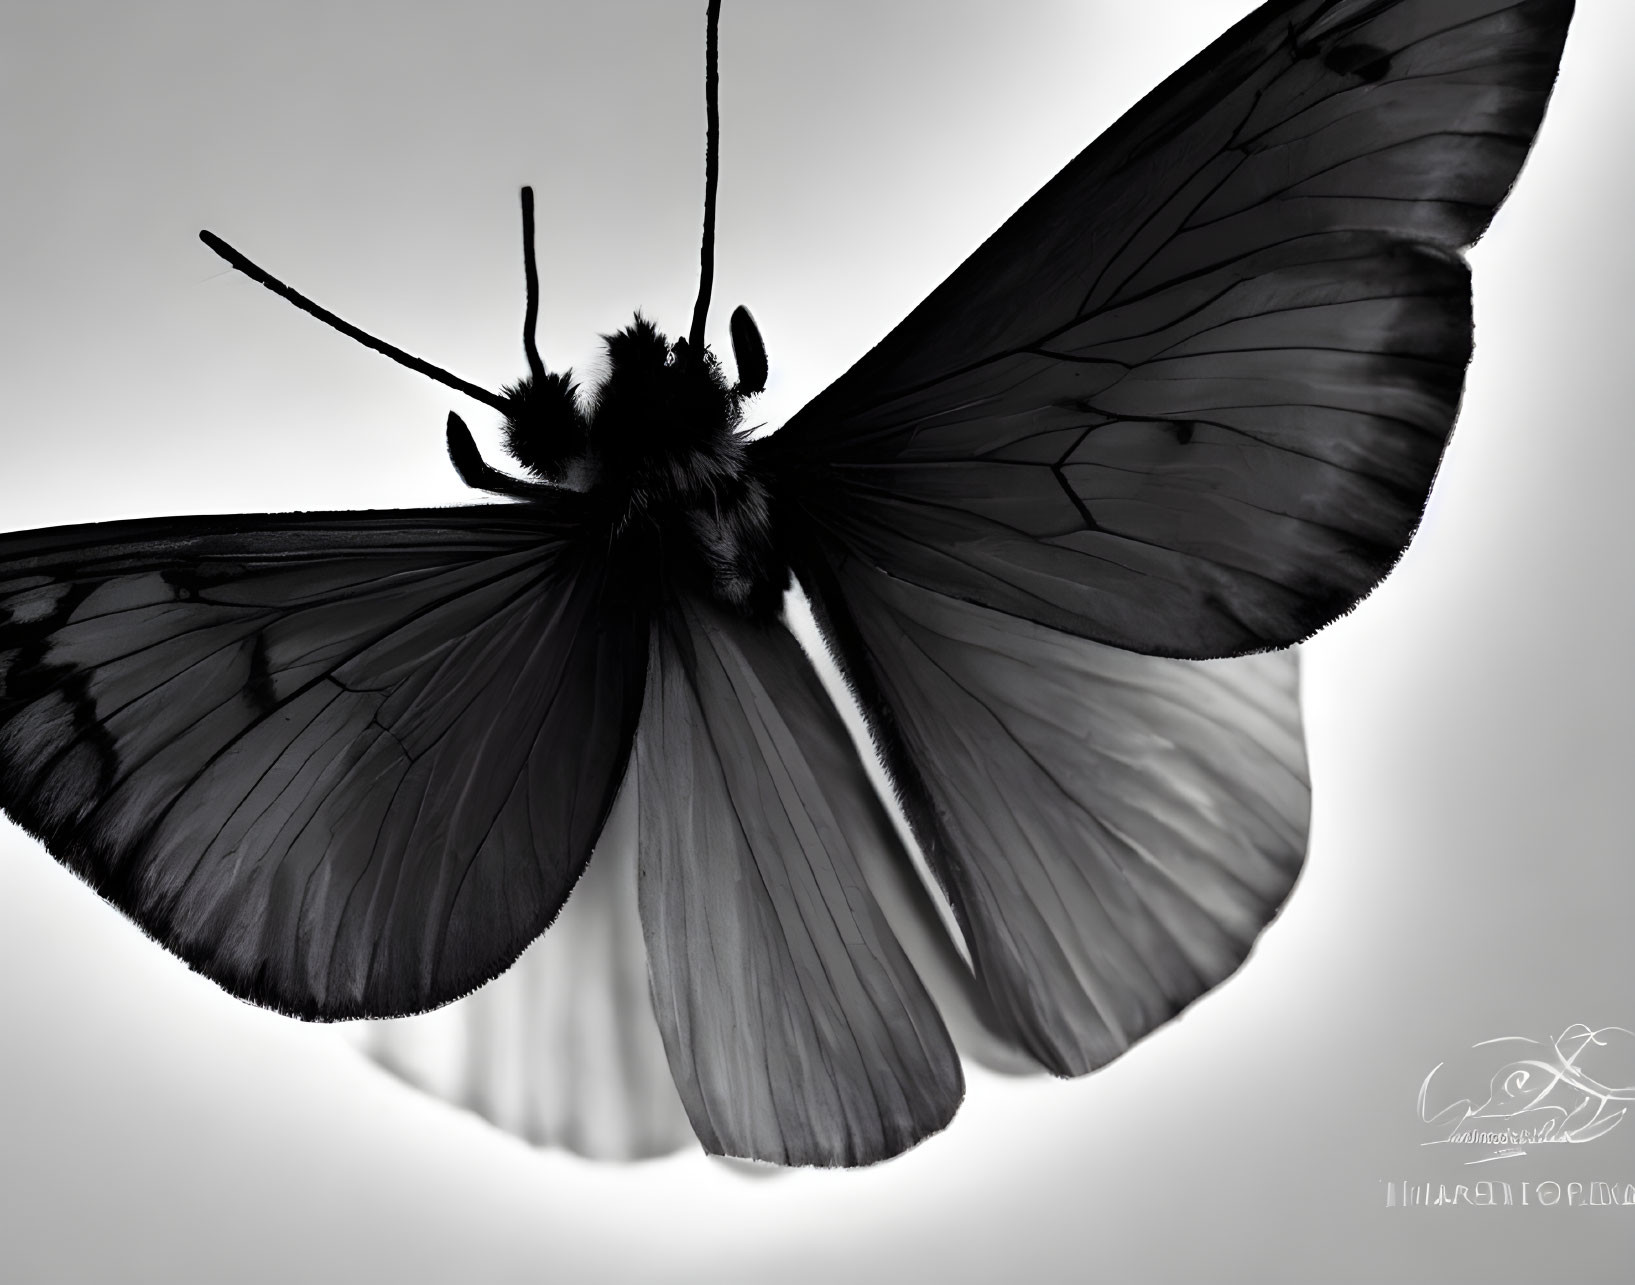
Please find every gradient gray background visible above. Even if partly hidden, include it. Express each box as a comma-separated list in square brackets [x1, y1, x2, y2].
[2, 2, 1631, 1281]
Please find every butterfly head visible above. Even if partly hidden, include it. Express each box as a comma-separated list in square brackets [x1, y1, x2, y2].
[574, 315, 734, 485]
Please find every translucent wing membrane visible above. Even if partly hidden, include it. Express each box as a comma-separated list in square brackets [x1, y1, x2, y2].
[636, 594, 963, 1165]
[758, 0, 1574, 657]
[802, 552, 1309, 1076]
[348, 780, 695, 1160]
[352, 585, 1047, 1162]
[0, 504, 645, 1018]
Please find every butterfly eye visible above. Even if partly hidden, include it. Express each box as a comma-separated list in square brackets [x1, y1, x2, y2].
[664, 348, 677, 368]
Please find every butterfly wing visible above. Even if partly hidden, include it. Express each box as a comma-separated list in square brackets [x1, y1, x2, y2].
[351, 608, 1022, 1162]
[757, 0, 1574, 657]
[635, 592, 964, 1166]
[798, 545, 1308, 1077]
[748, 0, 1572, 1077]
[0, 502, 645, 1019]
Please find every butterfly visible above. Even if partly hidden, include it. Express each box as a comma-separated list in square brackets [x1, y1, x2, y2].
[0, 0, 1575, 1169]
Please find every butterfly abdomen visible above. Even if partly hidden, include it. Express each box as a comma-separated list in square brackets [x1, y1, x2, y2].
[618, 435, 787, 621]
[682, 468, 786, 620]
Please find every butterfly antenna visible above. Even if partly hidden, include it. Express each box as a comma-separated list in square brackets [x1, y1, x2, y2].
[198, 230, 511, 413]
[519, 186, 547, 383]
[686, 0, 722, 355]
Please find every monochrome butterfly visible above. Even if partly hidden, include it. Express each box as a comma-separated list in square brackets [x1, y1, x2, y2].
[0, 0, 1575, 1166]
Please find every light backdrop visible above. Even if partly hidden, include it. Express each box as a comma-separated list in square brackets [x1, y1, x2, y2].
[2, 3, 1631, 1281]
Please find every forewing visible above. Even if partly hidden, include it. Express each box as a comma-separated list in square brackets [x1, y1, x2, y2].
[801, 553, 1309, 1077]
[758, 0, 1573, 656]
[0, 504, 646, 1019]
[635, 593, 962, 1166]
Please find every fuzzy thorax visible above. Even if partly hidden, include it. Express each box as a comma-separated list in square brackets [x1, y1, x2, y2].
[503, 315, 786, 618]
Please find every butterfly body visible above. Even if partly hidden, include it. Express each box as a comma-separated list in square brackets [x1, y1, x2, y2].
[498, 313, 786, 618]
